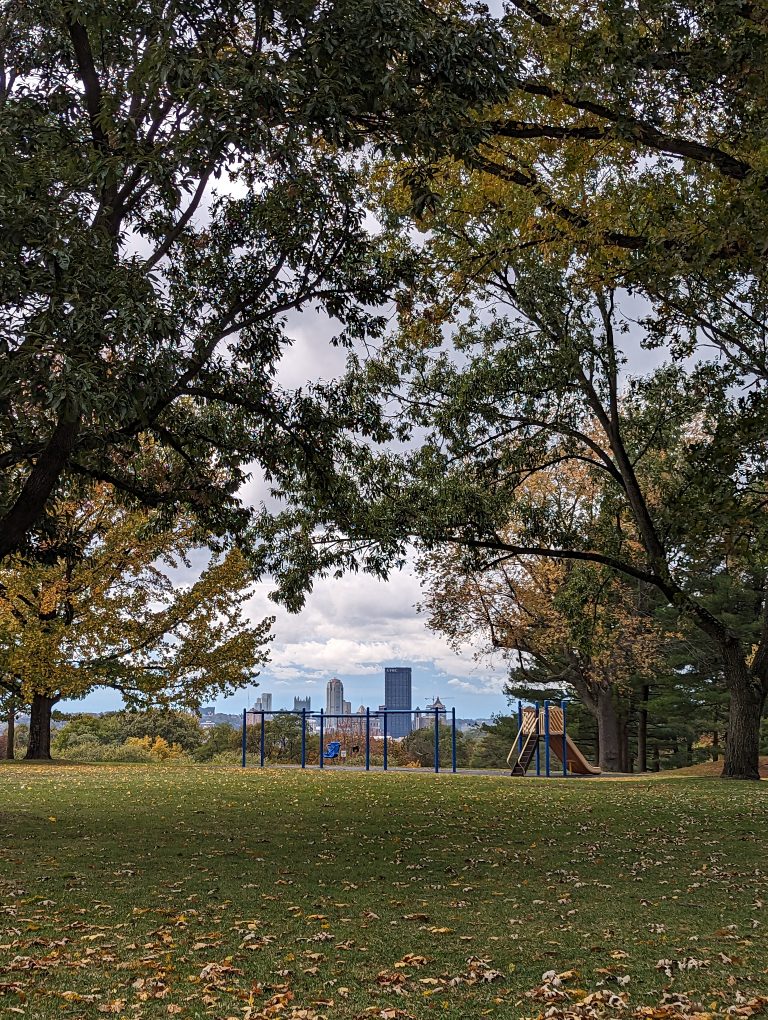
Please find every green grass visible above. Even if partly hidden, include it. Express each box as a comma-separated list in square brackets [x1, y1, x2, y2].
[1, 766, 767, 1019]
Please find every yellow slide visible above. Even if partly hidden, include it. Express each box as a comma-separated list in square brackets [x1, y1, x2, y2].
[550, 734, 602, 775]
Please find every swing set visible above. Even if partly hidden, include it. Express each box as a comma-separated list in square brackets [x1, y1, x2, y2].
[241, 707, 458, 772]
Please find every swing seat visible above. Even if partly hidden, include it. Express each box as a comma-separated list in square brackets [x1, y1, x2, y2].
[323, 741, 341, 760]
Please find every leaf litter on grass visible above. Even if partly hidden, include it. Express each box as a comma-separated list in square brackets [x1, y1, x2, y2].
[0, 766, 767, 1018]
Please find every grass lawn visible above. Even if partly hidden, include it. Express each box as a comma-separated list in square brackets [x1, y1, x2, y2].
[0, 766, 767, 1020]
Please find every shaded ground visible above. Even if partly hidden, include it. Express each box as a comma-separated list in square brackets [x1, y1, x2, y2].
[637, 757, 768, 779]
[0, 765, 767, 1019]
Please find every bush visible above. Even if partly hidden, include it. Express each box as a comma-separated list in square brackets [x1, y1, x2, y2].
[195, 723, 240, 761]
[400, 724, 469, 768]
[205, 749, 242, 765]
[61, 742, 155, 763]
[120, 710, 203, 752]
[52, 713, 126, 752]
[124, 736, 187, 760]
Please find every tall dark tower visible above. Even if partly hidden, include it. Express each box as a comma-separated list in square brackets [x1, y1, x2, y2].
[384, 667, 412, 737]
[326, 677, 344, 716]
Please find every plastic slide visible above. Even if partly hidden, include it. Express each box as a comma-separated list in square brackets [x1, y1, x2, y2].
[549, 735, 601, 775]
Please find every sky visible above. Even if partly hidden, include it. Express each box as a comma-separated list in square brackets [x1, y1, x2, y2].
[60, 305, 513, 721]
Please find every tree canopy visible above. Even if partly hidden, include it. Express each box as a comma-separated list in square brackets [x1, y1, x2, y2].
[0, 483, 272, 757]
[0, 0, 508, 563]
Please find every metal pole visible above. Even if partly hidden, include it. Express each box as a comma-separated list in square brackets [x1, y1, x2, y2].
[383, 710, 388, 771]
[241, 709, 247, 768]
[451, 707, 457, 773]
[433, 708, 439, 773]
[544, 699, 551, 777]
[365, 708, 370, 770]
[518, 700, 524, 754]
[535, 701, 541, 776]
[301, 708, 306, 769]
[320, 708, 324, 769]
[260, 710, 265, 767]
[561, 699, 568, 777]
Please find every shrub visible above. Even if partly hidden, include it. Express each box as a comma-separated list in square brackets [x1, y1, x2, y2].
[124, 736, 187, 760]
[61, 743, 154, 763]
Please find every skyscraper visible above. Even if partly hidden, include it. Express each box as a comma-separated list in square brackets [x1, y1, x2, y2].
[326, 677, 344, 715]
[294, 696, 311, 712]
[384, 667, 412, 737]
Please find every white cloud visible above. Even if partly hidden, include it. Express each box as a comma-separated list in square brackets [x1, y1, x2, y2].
[447, 676, 506, 695]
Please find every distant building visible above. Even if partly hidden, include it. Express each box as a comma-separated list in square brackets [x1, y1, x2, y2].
[384, 667, 412, 738]
[415, 696, 447, 729]
[245, 693, 273, 726]
[326, 677, 344, 716]
[293, 696, 311, 712]
[208, 711, 244, 728]
[342, 699, 351, 716]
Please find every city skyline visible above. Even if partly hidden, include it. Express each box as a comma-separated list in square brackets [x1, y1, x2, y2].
[248, 673, 470, 721]
[59, 566, 512, 718]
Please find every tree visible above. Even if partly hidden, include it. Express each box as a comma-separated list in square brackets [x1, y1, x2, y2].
[400, 723, 467, 769]
[0, 0, 510, 566]
[120, 709, 203, 753]
[392, 271, 768, 779]
[264, 251, 768, 779]
[0, 689, 21, 760]
[418, 529, 668, 771]
[0, 484, 272, 758]
[395, 0, 768, 384]
[195, 722, 240, 762]
[465, 716, 518, 770]
[51, 711, 130, 752]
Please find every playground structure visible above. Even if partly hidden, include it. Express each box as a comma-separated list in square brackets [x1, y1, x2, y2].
[508, 700, 601, 777]
[240, 700, 600, 776]
[241, 707, 458, 773]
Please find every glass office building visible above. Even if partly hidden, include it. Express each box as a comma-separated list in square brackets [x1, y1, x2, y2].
[384, 667, 412, 737]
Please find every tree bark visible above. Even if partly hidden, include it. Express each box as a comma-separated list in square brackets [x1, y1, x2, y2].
[721, 672, 762, 780]
[0, 412, 80, 561]
[5, 705, 14, 759]
[25, 694, 56, 760]
[637, 683, 649, 772]
[652, 745, 660, 772]
[712, 727, 719, 762]
[596, 687, 623, 771]
[616, 709, 628, 771]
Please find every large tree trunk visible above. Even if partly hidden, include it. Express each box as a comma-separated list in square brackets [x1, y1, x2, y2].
[25, 694, 56, 760]
[6, 705, 15, 760]
[637, 684, 649, 772]
[596, 687, 623, 772]
[722, 676, 762, 780]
